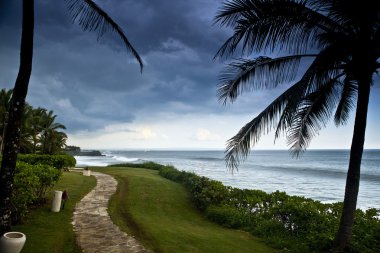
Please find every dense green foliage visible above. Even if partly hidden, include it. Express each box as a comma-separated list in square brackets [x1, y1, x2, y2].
[17, 154, 76, 170]
[0, 88, 67, 154]
[0, 154, 75, 223]
[13, 162, 62, 222]
[112, 162, 379, 252]
[13, 172, 96, 253]
[108, 161, 165, 170]
[97, 166, 275, 253]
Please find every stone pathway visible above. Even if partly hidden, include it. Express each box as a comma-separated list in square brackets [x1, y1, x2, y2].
[72, 172, 149, 253]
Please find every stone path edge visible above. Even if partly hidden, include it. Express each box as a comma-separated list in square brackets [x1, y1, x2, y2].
[72, 171, 150, 253]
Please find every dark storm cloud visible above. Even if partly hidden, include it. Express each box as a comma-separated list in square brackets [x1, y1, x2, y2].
[0, 0, 278, 133]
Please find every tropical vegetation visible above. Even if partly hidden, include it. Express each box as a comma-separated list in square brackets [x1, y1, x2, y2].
[0, 0, 143, 234]
[214, 0, 380, 251]
[112, 162, 379, 253]
[1, 89, 68, 154]
[0, 154, 74, 224]
[13, 171, 96, 253]
[96, 165, 275, 253]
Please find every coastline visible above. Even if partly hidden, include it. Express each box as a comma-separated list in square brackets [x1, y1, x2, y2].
[75, 149, 380, 210]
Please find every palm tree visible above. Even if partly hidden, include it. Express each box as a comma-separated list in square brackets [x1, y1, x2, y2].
[48, 131, 68, 155]
[39, 110, 67, 154]
[214, 0, 379, 251]
[0, 0, 143, 233]
[26, 107, 47, 154]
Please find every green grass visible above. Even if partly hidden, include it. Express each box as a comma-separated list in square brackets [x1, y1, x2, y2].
[94, 167, 276, 253]
[13, 171, 96, 253]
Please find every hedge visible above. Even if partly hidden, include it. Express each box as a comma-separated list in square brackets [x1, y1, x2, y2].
[109, 162, 380, 253]
[17, 154, 76, 170]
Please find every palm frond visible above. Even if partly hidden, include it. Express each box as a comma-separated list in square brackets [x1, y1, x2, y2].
[223, 44, 346, 168]
[214, 0, 343, 58]
[334, 78, 357, 126]
[326, 0, 380, 29]
[225, 78, 308, 170]
[274, 45, 345, 139]
[214, 0, 253, 27]
[65, 0, 143, 71]
[214, 27, 246, 59]
[217, 55, 315, 104]
[287, 77, 341, 156]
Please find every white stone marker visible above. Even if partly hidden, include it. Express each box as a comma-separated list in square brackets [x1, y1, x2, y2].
[51, 190, 63, 212]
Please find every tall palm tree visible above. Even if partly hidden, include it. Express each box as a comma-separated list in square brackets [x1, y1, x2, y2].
[214, 0, 379, 251]
[0, 0, 143, 233]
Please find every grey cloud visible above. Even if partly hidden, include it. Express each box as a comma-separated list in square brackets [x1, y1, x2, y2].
[0, 0, 285, 134]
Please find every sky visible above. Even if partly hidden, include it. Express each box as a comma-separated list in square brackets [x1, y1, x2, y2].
[0, 0, 379, 150]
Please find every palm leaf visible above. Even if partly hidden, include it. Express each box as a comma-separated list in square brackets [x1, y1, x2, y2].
[334, 78, 357, 126]
[214, 0, 343, 58]
[225, 79, 307, 169]
[217, 54, 315, 104]
[273, 45, 345, 139]
[65, 0, 143, 71]
[214, 0, 253, 27]
[287, 76, 341, 155]
[224, 48, 346, 168]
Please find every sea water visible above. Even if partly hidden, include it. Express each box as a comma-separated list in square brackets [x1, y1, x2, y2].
[75, 149, 380, 210]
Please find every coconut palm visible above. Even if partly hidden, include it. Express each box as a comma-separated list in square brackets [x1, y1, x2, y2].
[25, 107, 47, 154]
[39, 110, 67, 154]
[0, 0, 143, 233]
[214, 0, 379, 251]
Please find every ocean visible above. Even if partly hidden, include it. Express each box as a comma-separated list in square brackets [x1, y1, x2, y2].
[75, 149, 380, 210]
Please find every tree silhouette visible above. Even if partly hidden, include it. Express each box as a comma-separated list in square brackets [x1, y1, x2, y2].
[214, 0, 379, 251]
[0, 0, 143, 233]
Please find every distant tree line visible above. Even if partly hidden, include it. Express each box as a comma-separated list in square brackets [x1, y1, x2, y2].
[0, 88, 67, 155]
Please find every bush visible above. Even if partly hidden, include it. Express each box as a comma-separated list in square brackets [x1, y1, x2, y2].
[17, 154, 76, 170]
[206, 204, 252, 229]
[97, 161, 380, 252]
[11, 162, 62, 223]
[32, 164, 62, 200]
[156, 163, 380, 253]
[12, 162, 40, 223]
[108, 161, 165, 170]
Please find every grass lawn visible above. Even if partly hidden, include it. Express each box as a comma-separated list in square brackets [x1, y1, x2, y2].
[13, 171, 96, 253]
[94, 167, 276, 253]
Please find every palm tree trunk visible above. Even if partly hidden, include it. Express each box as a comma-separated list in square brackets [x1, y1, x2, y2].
[0, 0, 34, 235]
[0, 116, 6, 153]
[333, 77, 371, 251]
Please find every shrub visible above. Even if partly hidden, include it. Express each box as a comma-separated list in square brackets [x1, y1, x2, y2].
[97, 161, 380, 252]
[32, 164, 62, 200]
[206, 204, 252, 229]
[157, 164, 379, 253]
[108, 161, 166, 170]
[17, 154, 76, 170]
[12, 162, 40, 223]
[11, 162, 62, 223]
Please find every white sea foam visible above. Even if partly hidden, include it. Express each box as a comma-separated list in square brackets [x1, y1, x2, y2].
[74, 150, 380, 210]
[113, 156, 139, 162]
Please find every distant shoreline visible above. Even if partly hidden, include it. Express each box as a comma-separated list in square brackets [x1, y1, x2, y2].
[77, 148, 380, 152]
